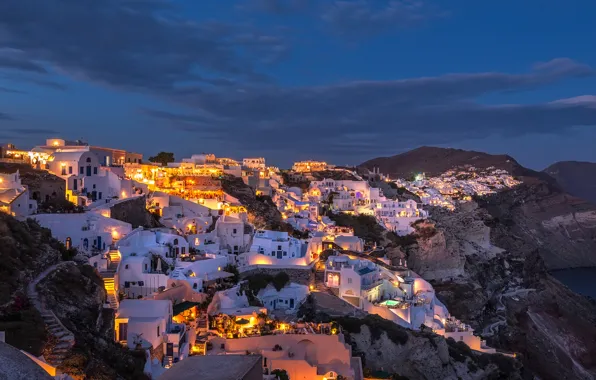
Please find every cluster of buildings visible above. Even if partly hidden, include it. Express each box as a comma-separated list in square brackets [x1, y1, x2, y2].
[1, 140, 515, 378]
[392, 166, 522, 211]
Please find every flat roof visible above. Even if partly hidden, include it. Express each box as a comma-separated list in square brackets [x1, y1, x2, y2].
[159, 355, 261, 380]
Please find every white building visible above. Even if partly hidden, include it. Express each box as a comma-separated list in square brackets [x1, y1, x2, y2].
[375, 199, 428, 235]
[0, 171, 37, 217]
[45, 147, 134, 207]
[242, 157, 266, 170]
[250, 230, 307, 260]
[115, 299, 189, 363]
[214, 215, 251, 254]
[33, 213, 132, 255]
[257, 283, 309, 312]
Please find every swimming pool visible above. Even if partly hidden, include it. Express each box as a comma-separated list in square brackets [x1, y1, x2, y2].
[379, 300, 400, 307]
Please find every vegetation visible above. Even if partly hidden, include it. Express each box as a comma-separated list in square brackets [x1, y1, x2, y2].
[336, 315, 409, 346]
[223, 264, 240, 283]
[272, 369, 289, 380]
[148, 151, 175, 166]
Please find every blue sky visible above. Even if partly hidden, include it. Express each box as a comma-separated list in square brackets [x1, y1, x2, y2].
[1, 0, 595, 169]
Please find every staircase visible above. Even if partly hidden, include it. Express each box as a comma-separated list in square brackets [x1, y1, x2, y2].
[27, 262, 76, 369]
[100, 250, 120, 309]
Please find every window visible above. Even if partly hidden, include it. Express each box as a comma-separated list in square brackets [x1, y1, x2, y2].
[173, 239, 179, 245]
[277, 245, 282, 250]
[61, 167, 66, 175]
[233, 228, 237, 234]
[138, 281, 144, 286]
[124, 281, 130, 288]
[80, 166, 84, 174]
[157, 326, 160, 337]
[348, 278, 353, 284]
[181, 247, 186, 254]
[93, 167, 98, 175]
[68, 166, 72, 174]
[283, 251, 287, 256]
[86, 157, 91, 163]
[144, 264, 148, 270]
[125, 264, 129, 269]
[93, 184, 96, 189]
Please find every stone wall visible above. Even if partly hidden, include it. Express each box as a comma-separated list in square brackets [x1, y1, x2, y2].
[240, 266, 314, 287]
[109, 196, 160, 228]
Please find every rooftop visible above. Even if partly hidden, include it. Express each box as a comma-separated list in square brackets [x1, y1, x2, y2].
[159, 355, 262, 380]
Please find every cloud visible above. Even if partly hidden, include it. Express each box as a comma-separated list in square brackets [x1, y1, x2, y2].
[0, 53, 48, 73]
[244, 0, 313, 13]
[0, 0, 288, 92]
[0, 112, 15, 120]
[0, 86, 25, 94]
[141, 58, 596, 159]
[322, 0, 444, 38]
[4, 127, 58, 135]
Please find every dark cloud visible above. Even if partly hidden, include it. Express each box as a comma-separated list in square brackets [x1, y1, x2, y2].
[322, 0, 445, 38]
[0, 0, 288, 91]
[0, 86, 25, 94]
[4, 127, 58, 135]
[142, 58, 596, 159]
[244, 0, 313, 13]
[0, 112, 15, 121]
[0, 53, 48, 73]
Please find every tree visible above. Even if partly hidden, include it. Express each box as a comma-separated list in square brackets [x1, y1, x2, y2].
[272, 369, 289, 380]
[148, 152, 175, 166]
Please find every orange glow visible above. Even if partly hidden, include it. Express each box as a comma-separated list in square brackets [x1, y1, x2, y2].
[52, 141, 59, 146]
[111, 229, 120, 239]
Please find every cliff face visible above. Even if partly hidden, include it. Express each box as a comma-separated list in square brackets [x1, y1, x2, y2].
[338, 316, 525, 380]
[544, 161, 596, 204]
[398, 186, 596, 379]
[361, 147, 596, 379]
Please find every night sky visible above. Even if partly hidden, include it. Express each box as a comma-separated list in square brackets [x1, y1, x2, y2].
[1, 0, 595, 169]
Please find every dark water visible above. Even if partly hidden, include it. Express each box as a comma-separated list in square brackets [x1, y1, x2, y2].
[551, 268, 596, 299]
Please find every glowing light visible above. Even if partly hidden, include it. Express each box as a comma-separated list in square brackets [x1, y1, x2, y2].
[217, 267, 221, 271]
[309, 285, 314, 291]
[60, 162, 66, 166]
[52, 141, 59, 146]
[111, 229, 120, 239]
[121, 190, 126, 198]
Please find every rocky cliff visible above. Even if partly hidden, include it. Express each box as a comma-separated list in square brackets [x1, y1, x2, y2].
[366, 148, 596, 380]
[544, 161, 596, 204]
[301, 292, 526, 380]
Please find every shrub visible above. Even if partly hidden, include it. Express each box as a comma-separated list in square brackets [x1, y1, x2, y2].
[272, 272, 289, 291]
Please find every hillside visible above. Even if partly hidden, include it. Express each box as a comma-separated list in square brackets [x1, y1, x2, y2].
[544, 161, 596, 204]
[0, 213, 146, 379]
[360, 147, 596, 379]
[360, 146, 554, 184]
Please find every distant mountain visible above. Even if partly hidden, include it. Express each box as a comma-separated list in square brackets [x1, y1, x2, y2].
[543, 161, 596, 204]
[359, 146, 553, 183]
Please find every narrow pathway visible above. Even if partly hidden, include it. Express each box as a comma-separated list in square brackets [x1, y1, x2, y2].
[27, 261, 76, 368]
[99, 249, 120, 309]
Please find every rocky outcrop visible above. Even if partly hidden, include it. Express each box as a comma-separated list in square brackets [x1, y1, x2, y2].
[407, 186, 596, 379]
[221, 175, 287, 231]
[339, 316, 525, 380]
[108, 195, 161, 228]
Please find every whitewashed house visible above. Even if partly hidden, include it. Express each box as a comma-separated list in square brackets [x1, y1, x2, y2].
[33, 213, 132, 255]
[214, 215, 251, 254]
[115, 299, 189, 363]
[375, 199, 428, 235]
[257, 283, 309, 311]
[46, 148, 134, 207]
[0, 171, 37, 217]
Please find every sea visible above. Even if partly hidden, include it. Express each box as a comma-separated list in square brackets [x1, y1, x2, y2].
[551, 267, 596, 299]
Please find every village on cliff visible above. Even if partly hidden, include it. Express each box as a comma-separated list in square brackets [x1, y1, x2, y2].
[0, 139, 521, 379]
